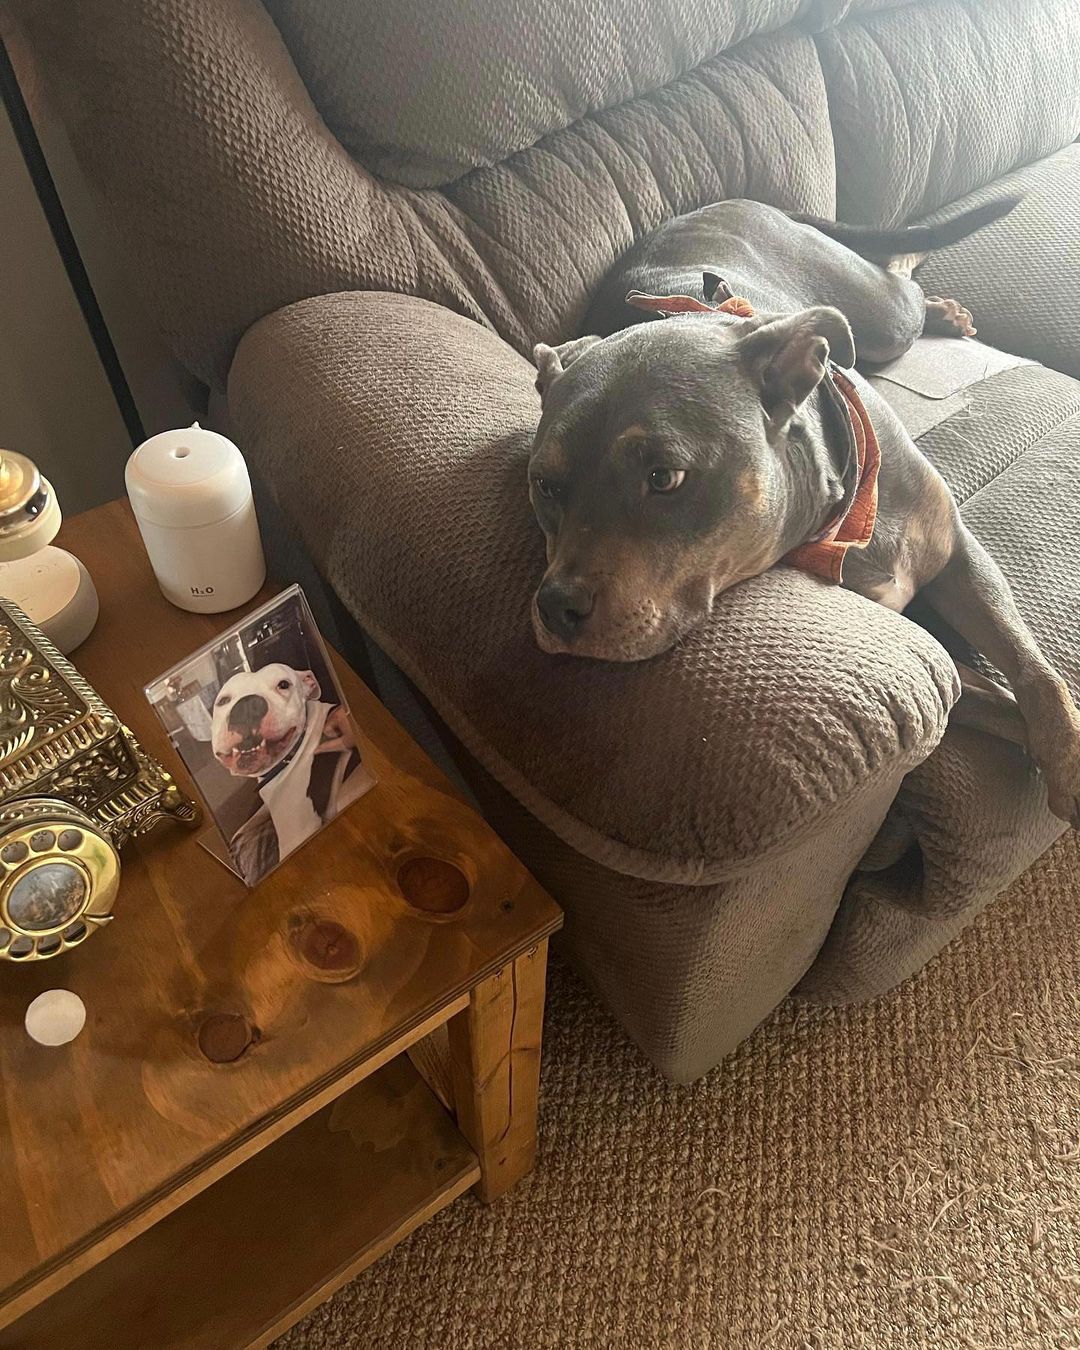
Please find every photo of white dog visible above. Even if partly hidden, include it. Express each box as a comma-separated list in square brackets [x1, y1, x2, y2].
[210, 662, 373, 883]
[147, 586, 375, 887]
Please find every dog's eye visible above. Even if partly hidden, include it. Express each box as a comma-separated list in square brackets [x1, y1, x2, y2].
[216, 694, 231, 708]
[531, 475, 562, 501]
[276, 678, 292, 691]
[648, 467, 686, 493]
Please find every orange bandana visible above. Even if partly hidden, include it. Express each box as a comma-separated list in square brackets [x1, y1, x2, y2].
[622, 289, 880, 584]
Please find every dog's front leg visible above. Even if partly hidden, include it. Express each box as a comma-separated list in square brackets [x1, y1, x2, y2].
[921, 527, 1080, 826]
[949, 663, 1028, 747]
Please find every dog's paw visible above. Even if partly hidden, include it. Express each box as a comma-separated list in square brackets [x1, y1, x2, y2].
[1045, 777, 1080, 830]
[924, 296, 977, 338]
[1046, 784, 1080, 830]
[1041, 742, 1080, 828]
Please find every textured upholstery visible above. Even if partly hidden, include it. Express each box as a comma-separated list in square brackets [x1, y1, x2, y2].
[818, 0, 1080, 225]
[916, 145, 1080, 381]
[461, 752, 912, 1082]
[262, 0, 809, 186]
[881, 362, 1080, 508]
[14, 0, 1080, 1077]
[14, 0, 838, 381]
[445, 31, 837, 346]
[10, 0, 488, 387]
[261, 0, 920, 188]
[20, 0, 1079, 380]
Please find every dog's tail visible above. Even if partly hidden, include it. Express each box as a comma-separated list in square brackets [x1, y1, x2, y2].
[788, 195, 1022, 263]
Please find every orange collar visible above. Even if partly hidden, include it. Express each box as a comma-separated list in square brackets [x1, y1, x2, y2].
[626, 289, 756, 319]
[623, 289, 880, 584]
[783, 369, 880, 584]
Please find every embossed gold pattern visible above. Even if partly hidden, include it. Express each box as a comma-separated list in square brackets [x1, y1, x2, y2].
[0, 798, 118, 960]
[0, 599, 200, 959]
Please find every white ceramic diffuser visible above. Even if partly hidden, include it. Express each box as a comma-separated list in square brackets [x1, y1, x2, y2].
[0, 450, 98, 654]
[126, 423, 266, 613]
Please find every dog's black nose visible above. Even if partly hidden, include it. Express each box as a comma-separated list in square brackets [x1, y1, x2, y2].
[536, 577, 595, 641]
[229, 693, 268, 729]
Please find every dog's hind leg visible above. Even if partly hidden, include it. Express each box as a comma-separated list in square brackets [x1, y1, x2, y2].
[922, 527, 1080, 826]
[884, 252, 979, 338]
[844, 271, 927, 364]
[949, 663, 1027, 746]
[846, 278, 977, 363]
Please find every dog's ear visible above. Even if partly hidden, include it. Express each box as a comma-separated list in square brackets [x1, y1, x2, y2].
[736, 307, 856, 425]
[702, 270, 732, 303]
[297, 669, 321, 701]
[533, 335, 602, 402]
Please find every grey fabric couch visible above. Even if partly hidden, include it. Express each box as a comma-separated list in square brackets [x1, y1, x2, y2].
[15, 0, 1080, 1080]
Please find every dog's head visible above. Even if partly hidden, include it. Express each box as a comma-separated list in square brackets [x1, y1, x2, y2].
[211, 662, 321, 777]
[528, 306, 856, 660]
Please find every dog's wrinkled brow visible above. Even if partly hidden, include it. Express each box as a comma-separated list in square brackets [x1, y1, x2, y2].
[533, 438, 567, 470]
[612, 430, 702, 468]
[612, 424, 648, 449]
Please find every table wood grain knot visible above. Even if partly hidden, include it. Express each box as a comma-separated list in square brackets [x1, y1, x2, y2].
[397, 857, 470, 914]
[197, 1013, 257, 1064]
[290, 917, 361, 978]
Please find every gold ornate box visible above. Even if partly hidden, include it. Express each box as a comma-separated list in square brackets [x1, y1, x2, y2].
[0, 599, 199, 961]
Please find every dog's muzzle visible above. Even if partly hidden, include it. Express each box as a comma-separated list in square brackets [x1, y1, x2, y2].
[535, 577, 595, 642]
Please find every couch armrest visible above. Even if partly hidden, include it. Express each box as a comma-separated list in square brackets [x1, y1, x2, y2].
[228, 291, 959, 885]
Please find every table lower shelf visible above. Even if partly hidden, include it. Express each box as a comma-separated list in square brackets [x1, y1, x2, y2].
[1, 1056, 479, 1350]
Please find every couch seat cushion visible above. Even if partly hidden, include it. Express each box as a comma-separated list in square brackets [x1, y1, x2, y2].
[872, 355, 1080, 505]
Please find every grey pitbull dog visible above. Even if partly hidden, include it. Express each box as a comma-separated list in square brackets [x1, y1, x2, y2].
[529, 198, 1080, 826]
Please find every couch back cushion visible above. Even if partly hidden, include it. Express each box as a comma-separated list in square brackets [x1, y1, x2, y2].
[15, 0, 1080, 388]
[262, 0, 809, 187]
[260, 0, 841, 346]
[446, 29, 837, 349]
[818, 0, 1080, 225]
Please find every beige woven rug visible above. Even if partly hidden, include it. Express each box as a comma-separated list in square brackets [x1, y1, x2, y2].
[280, 832, 1080, 1349]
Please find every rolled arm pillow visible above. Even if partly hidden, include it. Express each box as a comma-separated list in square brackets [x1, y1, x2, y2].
[228, 292, 959, 886]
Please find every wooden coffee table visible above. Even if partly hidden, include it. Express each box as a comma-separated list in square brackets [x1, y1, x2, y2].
[0, 501, 561, 1349]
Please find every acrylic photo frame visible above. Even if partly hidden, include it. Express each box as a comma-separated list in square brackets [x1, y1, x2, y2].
[146, 585, 375, 887]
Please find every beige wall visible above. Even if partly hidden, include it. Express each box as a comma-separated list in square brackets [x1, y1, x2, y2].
[0, 97, 132, 513]
[1, 25, 203, 516]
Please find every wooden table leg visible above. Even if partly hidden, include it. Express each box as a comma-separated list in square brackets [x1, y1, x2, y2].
[447, 939, 549, 1202]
